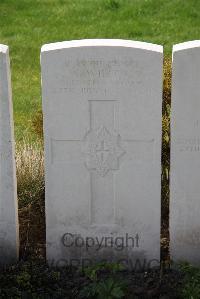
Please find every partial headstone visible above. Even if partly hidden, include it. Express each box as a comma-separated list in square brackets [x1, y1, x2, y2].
[170, 41, 200, 265]
[41, 39, 163, 270]
[0, 44, 19, 264]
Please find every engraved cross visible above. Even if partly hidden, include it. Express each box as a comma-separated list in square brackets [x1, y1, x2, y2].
[51, 99, 154, 225]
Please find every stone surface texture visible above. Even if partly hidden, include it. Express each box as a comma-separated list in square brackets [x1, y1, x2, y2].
[170, 40, 200, 265]
[0, 44, 18, 264]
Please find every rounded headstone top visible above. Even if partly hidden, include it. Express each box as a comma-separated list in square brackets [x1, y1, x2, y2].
[41, 39, 163, 53]
[0, 44, 8, 54]
[173, 40, 200, 52]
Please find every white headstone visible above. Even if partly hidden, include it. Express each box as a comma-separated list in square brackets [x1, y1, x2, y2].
[170, 40, 200, 264]
[0, 44, 18, 264]
[41, 39, 163, 269]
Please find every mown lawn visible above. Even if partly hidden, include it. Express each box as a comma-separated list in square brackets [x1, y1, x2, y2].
[0, 0, 200, 141]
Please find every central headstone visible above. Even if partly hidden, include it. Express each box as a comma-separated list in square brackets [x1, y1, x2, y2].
[41, 39, 163, 269]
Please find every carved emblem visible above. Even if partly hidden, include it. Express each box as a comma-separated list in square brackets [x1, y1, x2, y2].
[83, 126, 125, 176]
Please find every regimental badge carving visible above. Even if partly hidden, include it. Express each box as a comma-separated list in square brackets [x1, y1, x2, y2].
[83, 126, 125, 176]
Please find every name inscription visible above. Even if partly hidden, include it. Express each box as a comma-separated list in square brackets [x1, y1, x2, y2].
[50, 58, 144, 96]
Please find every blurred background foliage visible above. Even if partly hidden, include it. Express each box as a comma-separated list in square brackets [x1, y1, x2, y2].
[0, 0, 199, 141]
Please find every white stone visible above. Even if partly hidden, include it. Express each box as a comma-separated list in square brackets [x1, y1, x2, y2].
[170, 40, 200, 265]
[41, 39, 163, 269]
[0, 44, 18, 264]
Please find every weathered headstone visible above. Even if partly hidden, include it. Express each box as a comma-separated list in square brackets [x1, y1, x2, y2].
[0, 44, 18, 264]
[170, 41, 200, 264]
[41, 39, 163, 269]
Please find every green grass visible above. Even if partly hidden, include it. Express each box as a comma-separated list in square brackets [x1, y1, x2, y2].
[0, 0, 200, 141]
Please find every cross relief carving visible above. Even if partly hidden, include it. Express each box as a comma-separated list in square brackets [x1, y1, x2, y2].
[51, 99, 154, 224]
